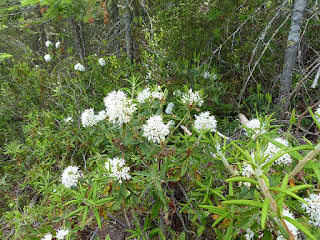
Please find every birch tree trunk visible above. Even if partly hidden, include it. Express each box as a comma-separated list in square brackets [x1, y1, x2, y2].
[125, 0, 132, 62]
[111, 0, 120, 57]
[37, 6, 46, 56]
[279, 0, 307, 111]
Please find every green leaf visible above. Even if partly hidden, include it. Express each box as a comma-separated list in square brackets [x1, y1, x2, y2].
[222, 200, 263, 208]
[226, 177, 259, 185]
[283, 216, 316, 240]
[82, 206, 89, 228]
[150, 201, 161, 219]
[179, 232, 186, 240]
[309, 160, 320, 183]
[260, 198, 270, 229]
[65, 206, 85, 218]
[212, 211, 231, 228]
[93, 208, 102, 230]
[232, 143, 253, 163]
[199, 205, 228, 215]
[268, 187, 307, 204]
[95, 197, 115, 206]
[223, 219, 233, 240]
[94, 135, 105, 146]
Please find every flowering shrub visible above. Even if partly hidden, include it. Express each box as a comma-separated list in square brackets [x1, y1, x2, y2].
[1, 59, 320, 239]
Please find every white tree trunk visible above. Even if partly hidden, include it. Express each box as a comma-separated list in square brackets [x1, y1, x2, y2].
[279, 0, 307, 109]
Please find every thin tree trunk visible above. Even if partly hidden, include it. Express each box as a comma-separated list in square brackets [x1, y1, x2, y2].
[111, 0, 120, 57]
[279, 0, 307, 112]
[79, 20, 86, 60]
[71, 16, 85, 62]
[37, 5, 46, 56]
[125, 0, 132, 62]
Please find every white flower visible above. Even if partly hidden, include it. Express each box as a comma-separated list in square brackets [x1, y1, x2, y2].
[95, 110, 107, 122]
[151, 91, 165, 101]
[64, 117, 73, 124]
[137, 87, 151, 103]
[99, 58, 106, 66]
[264, 137, 292, 165]
[203, 71, 211, 79]
[173, 89, 182, 97]
[315, 105, 320, 123]
[142, 115, 170, 144]
[165, 102, 175, 115]
[56, 228, 69, 240]
[45, 40, 53, 48]
[301, 193, 320, 228]
[41, 233, 52, 240]
[55, 41, 61, 49]
[61, 166, 80, 188]
[74, 63, 85, 71]
[105, 157, 131, 183]
[181, 89, 203, 107]
[277, 209, 299, 239]
[104, 90, 137, 126]
[244, 118, 266, 138]
[81, 108, 98, 127]
[242, 163, 254, 178]
[194, 111, 217, 132]
[244, 228, 254, 240]
[44, 54, 51, 62]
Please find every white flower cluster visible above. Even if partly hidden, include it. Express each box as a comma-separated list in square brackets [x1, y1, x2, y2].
[99, 58, 106, 66]
[165, 102, 175, 115]
[241, 163, 254, 178]
[151, 86, 165, 101]
[81, 108, 107, 127]
[55, 41, 61, 49]
[301, 193, 320, 228]
[264, 137, 292, 165]
[203, 71, 218, 80]
[61, 166, 80, 188]
[64, 117, 73, 124]
[276, 209, 299, 240]
[44, 54, 51, 62]
[181, 89, 203, 107]
[45, 40, 53, 48]
[104, 90, 137, 126]
[245, 118, 266, 138]
[137, 87, 151, 103]
[173, 89, 182, 97]
[56, 228, 69, 239]
[244, 228, 254, 240]
[315, 105, 320, 122]
[194, 111, 217, 132]
[74, 63, 85, 71]
[105, 157, 131, 183]
[142, 115, 170, 144]
[41, 233, 52, 240]
[41, 228, 69, 240]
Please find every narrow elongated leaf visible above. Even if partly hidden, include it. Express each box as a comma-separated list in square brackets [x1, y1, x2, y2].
[82, 206, 89, 228]
[268, 187, 307, 204]
[232, 143, 253, 162]
[93, 208, 102, 229]
[65, 206, 85, 218]
[226, 177, 259, 185]
[199, 205, 228, 215]
[309, 160, 320, 183]
[222, 200, 263, 208]
[261, 198, 270, 229]
[95, 197, 115, 206]
[212, 211, 231, 228]
[283, 216, 316, 240]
